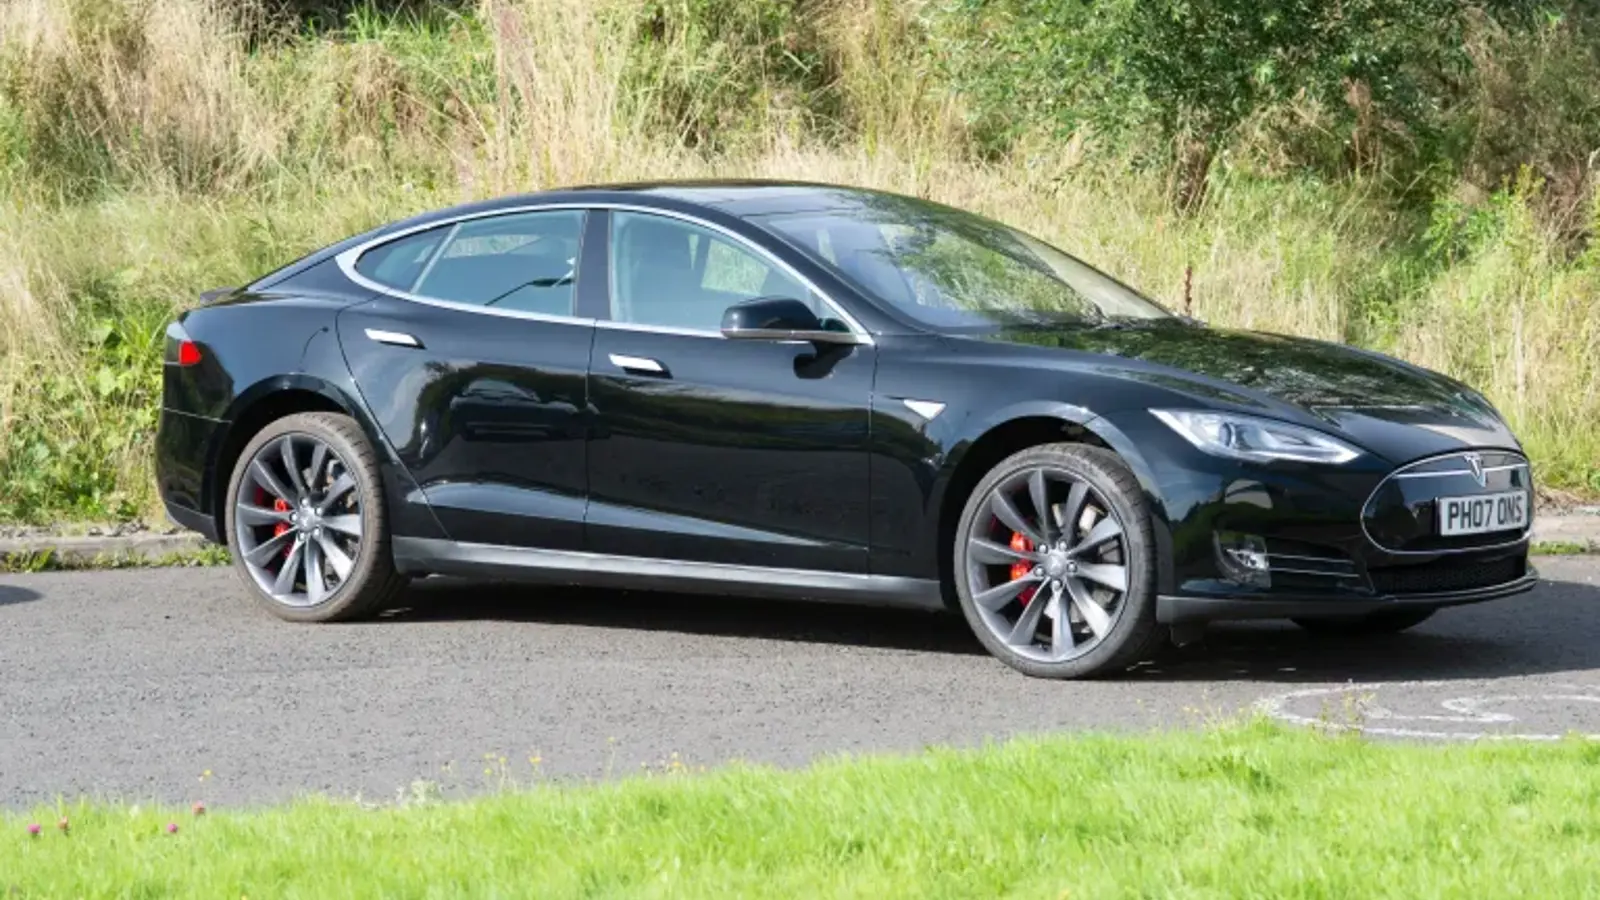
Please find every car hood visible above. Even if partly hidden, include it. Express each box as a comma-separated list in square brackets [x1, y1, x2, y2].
[977, 323, 1521, 461]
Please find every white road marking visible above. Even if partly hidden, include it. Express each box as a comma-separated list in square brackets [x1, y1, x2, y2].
[1255, 681, 1600, 741]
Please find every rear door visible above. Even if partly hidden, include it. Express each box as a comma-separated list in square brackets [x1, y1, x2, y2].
[336, 208, 599, 549]
[584, 209, 875, 573]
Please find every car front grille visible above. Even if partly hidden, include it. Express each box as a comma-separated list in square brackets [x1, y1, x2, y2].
[1362, 450, 1533, 553]
[1368, 556, 1526, 595]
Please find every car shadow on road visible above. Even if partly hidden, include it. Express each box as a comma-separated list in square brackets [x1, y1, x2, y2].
[382, 572, 1600, 682]
[382, 577, 988, 656]
[0, 584, 43, 607]
[1134, 576, 1600, 683]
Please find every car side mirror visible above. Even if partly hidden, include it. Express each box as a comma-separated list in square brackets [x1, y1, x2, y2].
[720, 296, 862, 345]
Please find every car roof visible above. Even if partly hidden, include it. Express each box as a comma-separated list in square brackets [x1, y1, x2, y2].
[451, 179, 885, 219]
[250, 181, 896, 291]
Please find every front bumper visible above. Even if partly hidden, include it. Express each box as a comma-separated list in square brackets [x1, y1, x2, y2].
[1106, 413, 1539, 623]
[1156, 566, 1538, 624]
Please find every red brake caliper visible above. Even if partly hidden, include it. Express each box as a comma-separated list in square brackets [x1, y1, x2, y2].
[1008, 532, 1038, 606]
[261, 488, 294, 559]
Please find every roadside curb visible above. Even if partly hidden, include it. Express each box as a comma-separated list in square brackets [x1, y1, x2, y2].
[1531, 512, 1600, 551]
[1, 512, 1597, 570]
[0, 532, 211, 566]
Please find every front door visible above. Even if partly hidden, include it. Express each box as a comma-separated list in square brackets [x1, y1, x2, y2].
[585, 209, 874, 573]
[337, 208, 595, 549]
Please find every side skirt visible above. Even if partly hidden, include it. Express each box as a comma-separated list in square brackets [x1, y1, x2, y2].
[392, 537, 947, 611]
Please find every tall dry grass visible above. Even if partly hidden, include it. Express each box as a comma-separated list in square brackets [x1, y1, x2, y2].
[0, 0, 1595, 523]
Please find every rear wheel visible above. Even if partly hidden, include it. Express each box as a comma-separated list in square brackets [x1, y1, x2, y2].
[952, 443, 1165, 679]
[1292, 609, 1435, 636]
[224, 412, 406, 622]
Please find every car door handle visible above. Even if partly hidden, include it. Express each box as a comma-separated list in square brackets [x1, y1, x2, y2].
[364, 328, 423, 349]
[608, 354, 669, 376]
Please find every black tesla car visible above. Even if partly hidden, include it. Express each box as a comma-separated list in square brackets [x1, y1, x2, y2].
[157, 181, 1536, 678]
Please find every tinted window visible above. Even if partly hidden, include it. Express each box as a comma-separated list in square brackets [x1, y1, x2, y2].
[609, 212, 826, 332]
[415, 210, 584, 315]
[355, 227, 447, 290]
[355, 210, 585, 316]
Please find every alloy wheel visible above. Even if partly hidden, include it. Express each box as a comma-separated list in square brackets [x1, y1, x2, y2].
[964, 466, 1130, 662]
[234, 433, 365, 607]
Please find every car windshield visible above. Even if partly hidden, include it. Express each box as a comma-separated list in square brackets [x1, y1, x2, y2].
[755, 197, 1171, 330]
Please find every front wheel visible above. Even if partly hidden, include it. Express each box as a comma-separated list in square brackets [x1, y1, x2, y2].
[952, 443, 1165, 679]
[1292, 609, 1435, 636]
[224, 412, 406, 622]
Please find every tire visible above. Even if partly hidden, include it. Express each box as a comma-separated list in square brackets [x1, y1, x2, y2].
[952, 443, 1165, 679]
[1292, 608, 1435, 636]
[224, 411, 407, 622]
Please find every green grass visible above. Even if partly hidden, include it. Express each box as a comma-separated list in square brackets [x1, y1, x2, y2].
[7, 722, 1600, 898]
[1533, 540, 1597, 556]
[0, 545, 229, 573]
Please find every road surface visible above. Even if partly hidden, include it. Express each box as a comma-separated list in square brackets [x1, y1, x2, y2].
[2, 558, 1598, 807]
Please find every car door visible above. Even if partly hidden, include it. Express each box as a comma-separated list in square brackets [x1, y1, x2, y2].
[336, 207, 600, 549]
[585, 208, 875, 573]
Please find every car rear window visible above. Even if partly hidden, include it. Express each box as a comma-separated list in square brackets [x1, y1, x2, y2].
[354, 211, 585, 317]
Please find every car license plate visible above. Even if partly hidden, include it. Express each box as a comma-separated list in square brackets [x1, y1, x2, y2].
[1438, 490, 1528, 536]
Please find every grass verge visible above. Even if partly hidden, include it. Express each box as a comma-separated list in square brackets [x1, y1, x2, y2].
[6, 722, 1600, 898]
[0, 545, 229, 573]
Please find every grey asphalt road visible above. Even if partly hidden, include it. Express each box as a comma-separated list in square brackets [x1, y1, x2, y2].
[3, 557, 1599, 808]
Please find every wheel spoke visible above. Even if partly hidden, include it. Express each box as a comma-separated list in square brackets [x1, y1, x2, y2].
[249, 459, 294, 504]
[316, 532, 355, 582]
[969, 537, 1037, 566]
[1048, 584, 1073, 656]
[303, 538, 326, 605]
[279, 437, 308, 499]
[273, 539, 305, 596]
[1076, 562, 1127, 592]
[319, 473, 356, 511]
[236, 503, 291, 527]
[1006, 588, 1049, 646]
[1028, 469, 1053, 544]
[1059, 481, 1090, 541]
[989, 489, 1041, 545]
[307, 443, 330, 491]
[1071, 516, 1122, 556]
[973, 574, 1041, 611]
[321, 514, 363, 539]
[1067, 578, 1113, 638]
[243, 529, 295, 566]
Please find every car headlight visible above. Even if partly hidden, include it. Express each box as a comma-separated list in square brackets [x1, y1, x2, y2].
[1150, 410, 1362, 464]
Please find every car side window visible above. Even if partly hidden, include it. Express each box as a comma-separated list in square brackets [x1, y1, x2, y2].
[609, 211, 822, 332]
[355, 210, 585, 316]
[355, 227, 447, 290]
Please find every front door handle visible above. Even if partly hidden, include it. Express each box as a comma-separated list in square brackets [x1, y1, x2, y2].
[608, 354, 669, 377]
[365, 328, 423, 349]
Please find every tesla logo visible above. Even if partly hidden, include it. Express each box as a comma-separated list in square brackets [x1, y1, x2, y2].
[1465, 452, 1486, 487]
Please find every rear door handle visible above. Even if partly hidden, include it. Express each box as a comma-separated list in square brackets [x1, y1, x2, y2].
[365, 328, 423, 349]
[608, 354, 669, 377]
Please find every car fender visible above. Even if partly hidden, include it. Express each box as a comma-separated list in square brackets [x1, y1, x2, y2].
[930, 399, 1176, 594]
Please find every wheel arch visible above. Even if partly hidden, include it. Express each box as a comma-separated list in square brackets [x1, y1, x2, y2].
[206, 376, 379, 542]
[931, 404, 1173, 607]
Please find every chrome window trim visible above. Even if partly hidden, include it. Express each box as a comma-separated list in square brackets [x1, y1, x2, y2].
[333, 202, 874, 344]
[1361, 450, 1534, 555]
[407, 222, 459, 293]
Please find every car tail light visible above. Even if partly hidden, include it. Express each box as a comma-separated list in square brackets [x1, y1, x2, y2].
[165, 322, 203, 367]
